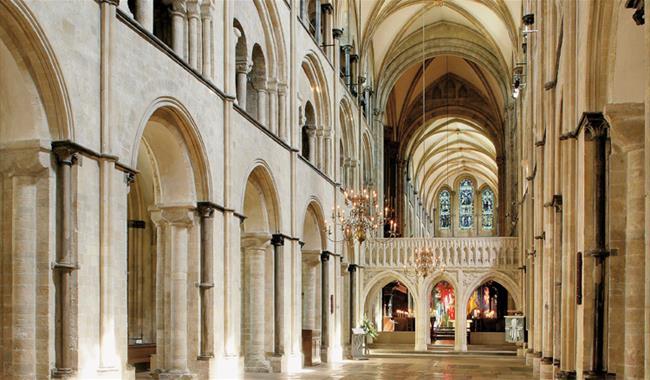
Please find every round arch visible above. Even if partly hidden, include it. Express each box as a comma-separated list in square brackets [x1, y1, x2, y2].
[131, 97, 212, 202]
[461, 271, 522, 312]
[300, 198, 328, 251]
[0, 0, 73, 142]
[241, 161, 282, 234]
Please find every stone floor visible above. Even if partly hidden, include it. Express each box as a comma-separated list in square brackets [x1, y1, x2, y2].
[246, 352, 533, 379]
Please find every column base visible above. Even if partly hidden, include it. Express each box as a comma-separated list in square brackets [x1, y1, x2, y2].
[326, 344, 344, 362]
[525, 350, 535, 366]
[539, 357, 554, 380]
[212, 354, 243, 379]
[152, 369, 197, 380]
[533, 356, 542, 374]
[583, 371, 615, 380]
[555, 370, 577, 379]
[269, 354, 286, 373]
[454, 343, 468, 352]
[285, 352, 303, 372]
[244, 356, 271, 373]
[414, 342, 428, 351]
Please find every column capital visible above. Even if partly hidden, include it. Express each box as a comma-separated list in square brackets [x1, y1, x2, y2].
[604, 103, 645, 151]
[271, 234, 285, 246]
[197, 201, 217, 218]
[320, 251, 332, 262]
[580, 112, 609, 141]
[321, 2, 334, 14]
[241, 232, 272, 250]
[200, 0, 214, 16]
[171, 0, 187, 13]
[0, 140, 50, 175]
[186, 0, 201, 17]
[302, 250, 322, 266]
[150, 204, 195, 227]
[305, 125, 317, 136]
[347, 263, 358, 272]
[266, 79, 278, 92]
[236, 60, 252, 74]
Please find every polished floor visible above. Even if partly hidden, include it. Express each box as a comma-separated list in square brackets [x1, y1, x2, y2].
[247, 353, 532, 380]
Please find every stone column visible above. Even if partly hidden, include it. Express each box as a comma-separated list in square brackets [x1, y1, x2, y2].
[170, 0, 187, 59]
[200, 1, 213, 79]
[150, 206, 195, 378]
[187, 0, 200, 70]
[0, 145, 49, 379]
[321, 251, 331, 360]
[302, 251, 320, 330]
[235, 61, 252, 108]
[241, 233, 272, 372]
[267, 80, 278, 135]
[135, 0, 154, 31]
[306, 125, 317, 164]
[313, 0, 322, 45]
[197, 202, 215, 360]
[316, 128, 324, 169]
[257, 86, 268, 126]
[271, 235, 285, 356]
[278, 83, 288, 141]
[348, 264, 358, 336]
[321, 3, 333, 60]
[624, 147, 645, 379]
[606, 103, 646, 379]
[51, 144, 80, 376]
[323, 130, 332, 176]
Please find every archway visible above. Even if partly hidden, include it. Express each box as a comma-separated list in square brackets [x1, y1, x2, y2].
[363, 273, 418, 349]
[0, 2, 72, 378]
[127, 105, 208, 375]
[466, 280, 516, 347]
[300, 201, 326, 366]
[240, 164, 280, 373]
[429, 281, 456, 344]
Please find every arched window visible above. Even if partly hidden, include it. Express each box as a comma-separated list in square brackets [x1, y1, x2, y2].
[439, 190, 451, 229]
[459, 179, 473, 229]
[481, 188, 494, 230]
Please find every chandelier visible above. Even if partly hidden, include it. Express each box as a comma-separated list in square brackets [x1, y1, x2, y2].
[413, 245, 443, 278]
[329, 188, 386, 243]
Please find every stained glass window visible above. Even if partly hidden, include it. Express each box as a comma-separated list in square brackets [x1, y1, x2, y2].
[459, 179, 473, 229]
[439, 190, 451, 229]
[482, 188, 494, 230]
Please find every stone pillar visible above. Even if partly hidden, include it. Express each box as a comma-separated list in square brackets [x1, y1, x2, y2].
[257, 87, 268, 127]
[170, 0, 186, 59]
[187, 0, 200, 70]
[313, 0, 322, 45]
[321, 3, 333, 60]
[323, 130, 332, 176]
[150, 206, 195, 378]
[241, 233, 272, 372]
[278, 84, 288, 141]
[51, 144, 80, 376]
[348, 264, 358, 337]
[200, 1, 213, 79]
[197, 202, 215, 360]
[302, 251, 320, 330]
[606, 103, 646, 379]
[0, 145, 49, 379]
[624, 147, 645, 379]
[320, 251, 331, 360]
[235, 61, 252, 108]
[267, 81, 278, 135]
[135, 0, 154, 31]
[316, 128, 324, 169]
[306, 126, 317, 164]
[271, 235, 285, 356]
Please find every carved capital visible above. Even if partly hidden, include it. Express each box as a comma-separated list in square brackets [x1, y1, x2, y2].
[580, 112, 609, 141]
[186, 0, 201, 17]
[0, 140, 50, 175]
[197, 201, 216, 218]
[150, 204, 195, 227]
[235, 60, 252, 74]
[241, 232, 272, 251]
[271, 233, 285, 246]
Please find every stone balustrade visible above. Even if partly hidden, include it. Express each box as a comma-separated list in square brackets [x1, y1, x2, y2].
[363, 237, 520, 270]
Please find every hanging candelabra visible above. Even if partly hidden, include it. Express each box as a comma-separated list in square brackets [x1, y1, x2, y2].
[412, 245, 444, 278]
[327, 188, 386, 243]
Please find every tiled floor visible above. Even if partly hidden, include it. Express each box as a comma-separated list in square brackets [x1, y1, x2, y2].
[246, 352, 533, 379]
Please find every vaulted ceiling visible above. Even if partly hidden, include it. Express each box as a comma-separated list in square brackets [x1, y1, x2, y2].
[353, 0, 523, 218]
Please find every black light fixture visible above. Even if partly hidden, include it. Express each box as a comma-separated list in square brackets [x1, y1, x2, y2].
[512, 66, 526, 99]
[522, 13, 538, 34]
[332, 28, 344, 40]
